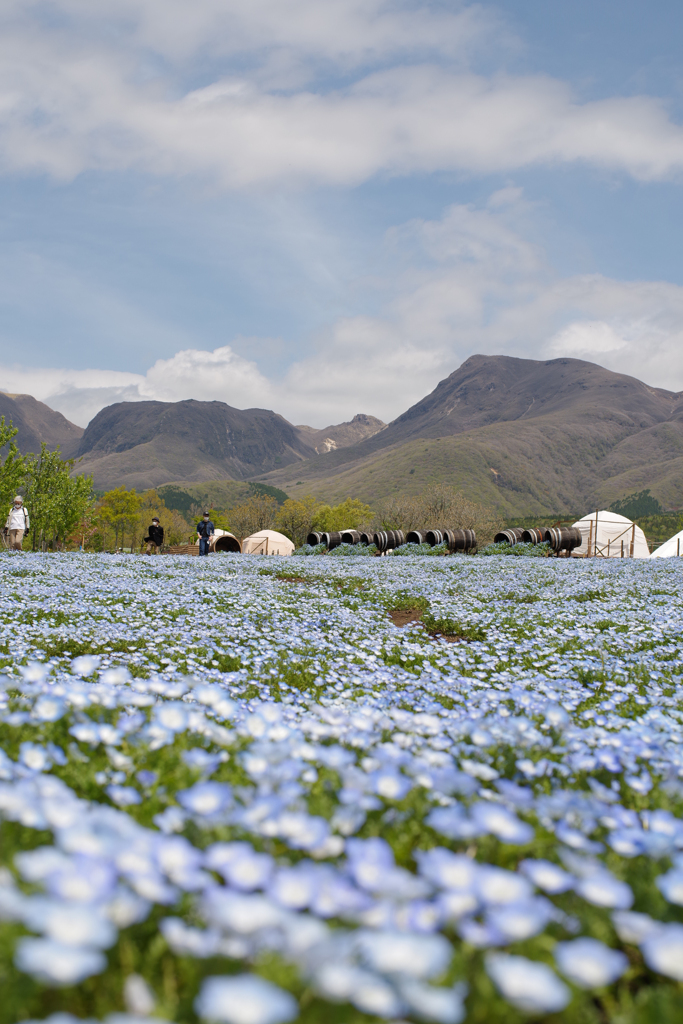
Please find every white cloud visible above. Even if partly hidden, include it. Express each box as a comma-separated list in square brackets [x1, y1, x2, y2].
[0, 3, 683, 187]
[5, 0, 498, 73]
[548, 321, 628, 356]
[143, 345, 274, 407]
[7, 190, 683, 429]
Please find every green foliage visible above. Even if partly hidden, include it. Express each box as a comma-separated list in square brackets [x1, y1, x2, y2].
[96, 486, 142, 550]
[23, 444, 94, 551]
[479, 541, 552, 557]
[312, 497, 373, 532]
[389, 591, 431, 613]
[204, 508, 230, 531]
[0, 416, 25, 516]
[276, 496, 323, 547]
[248, 482, 289, 505]
[156, 485, 195, 514]
[421, 611, 487, 640]
[292, 543, 327, 556]
[327, 543, 377, 557]
[392, 542, 448, 556]
[572, 589, 607, 603]
[610, 489, 663, 518]
[158, 481, 252, 517]
[633, 512, 683, 549]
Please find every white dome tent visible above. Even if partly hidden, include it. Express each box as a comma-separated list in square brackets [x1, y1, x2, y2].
[242, 530, 294, 556]
[651, 528, 683, 558]
[571, 511, 650, 559]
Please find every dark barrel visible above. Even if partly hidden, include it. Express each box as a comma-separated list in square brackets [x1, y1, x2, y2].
[324, 531, 343, 550]
[425, 529, 443, 546]
[359, 530, 375, 545]
[494, 528, 525, 545]
[306, 532, 325, 547]
[341, 530, 361, 545]
[407, 530, 428, 545]
[444, 528, 477, 552]
[522, 528, 546, 545]
[211, 534, 241, 553]
[544, 526, 582, 553]
[373, 530, 405, 552]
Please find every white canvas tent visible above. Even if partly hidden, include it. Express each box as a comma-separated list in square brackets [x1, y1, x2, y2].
[242, 530, 294, 556]
[651, 528, 683, 558]
[571, 511, 650, 558]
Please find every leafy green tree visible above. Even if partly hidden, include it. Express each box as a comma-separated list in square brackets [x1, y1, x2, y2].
[97, 486, 142, 550]
[0, 417, 26, 520]
[23, 444, 94, 550]
[610, 489, 663, 518]
[276, 496, 323, 546]
[312, 497, 372, 533]
[54, 473, 95, 549]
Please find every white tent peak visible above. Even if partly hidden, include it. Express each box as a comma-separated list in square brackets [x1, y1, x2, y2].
[571, 510, 650, 559]
[242, 530, 294, 556]
[651, 528, 683, 558]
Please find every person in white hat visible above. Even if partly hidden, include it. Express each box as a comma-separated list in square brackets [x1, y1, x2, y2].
[4, 496, 30, 551]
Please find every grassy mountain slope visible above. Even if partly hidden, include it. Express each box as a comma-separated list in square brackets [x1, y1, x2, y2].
[258, 417, 635, 515]
[256, 356, 683, 514]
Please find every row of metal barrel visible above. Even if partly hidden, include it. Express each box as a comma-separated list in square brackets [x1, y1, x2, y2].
[494, 526, 582, 553]
[306, 528, 477, 553]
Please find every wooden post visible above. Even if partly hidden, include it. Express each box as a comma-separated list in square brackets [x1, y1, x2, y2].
[594, 509, 599, 557]
[621, 540, 624, 557]
[678, 537, 680, 557]
[607, 538, 610, 558]
[630, 524, 635, 558]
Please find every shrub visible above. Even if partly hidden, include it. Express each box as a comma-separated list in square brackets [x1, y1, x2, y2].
[312, 497, 373, 533]
[328, 543, 377, 557]
[292, 543, 327, 556]
[391, 542, 449, 556]
[479, 540, 552, 557]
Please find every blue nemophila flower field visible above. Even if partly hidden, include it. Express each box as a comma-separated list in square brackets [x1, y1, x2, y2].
[0, 551, 682, 1024]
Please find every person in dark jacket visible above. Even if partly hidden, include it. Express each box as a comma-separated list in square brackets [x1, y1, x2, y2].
[196, 512, 214, 556]
[143, 517, 164, 555]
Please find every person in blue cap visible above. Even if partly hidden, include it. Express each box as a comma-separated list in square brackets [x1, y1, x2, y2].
[196, 512, 215, 556]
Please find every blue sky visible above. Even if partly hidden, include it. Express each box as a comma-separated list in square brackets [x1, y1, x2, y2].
[2, 1, 683, 427]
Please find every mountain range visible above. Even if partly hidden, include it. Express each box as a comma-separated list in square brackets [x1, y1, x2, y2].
[0, 395, 386, 491]
[256, 355, 683, 515]
[2, 355, 683, 514]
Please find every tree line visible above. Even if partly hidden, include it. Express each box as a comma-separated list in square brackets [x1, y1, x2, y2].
[0, 414, 500, 551]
